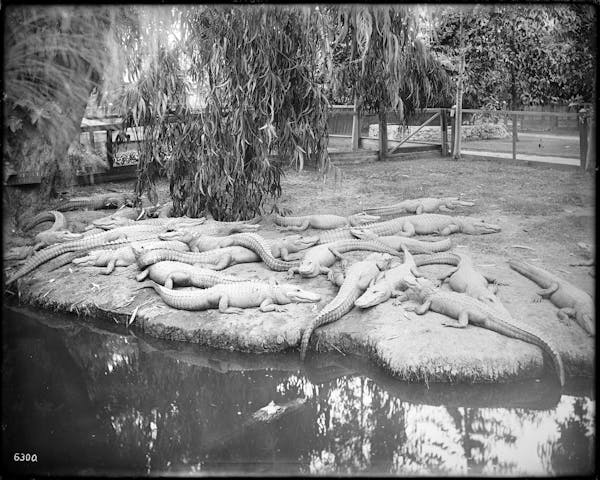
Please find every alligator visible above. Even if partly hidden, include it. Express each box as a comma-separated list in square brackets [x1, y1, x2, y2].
[355, 250, 509, 313]
[350, 229, 453, 254]
[317, 214, 501, 244]
[160, 230, 318, 260]
[33, 230, 84, 251]
[286, 238, 403, 279]
[398, 277, 565, 386]
[274, 212, 380, 231]
[137, 280, 321, 313]
[300, 253, 394, 360]
[4, 225, 173, 285]
[355, 245, 424, 308]
[88, 216, 206, 231]
[72, 240, 189, 274]
[508, 259, 594, 336]
[136, 261, 251, 288]
[157, 221, 260, 239]
[55, 192, 137, 211]
[362, 197, 475, 216]
[438, 252, 510, 316]
[84, 208, 148, 230]
[22, 210, 68, 232]
[133, 246, 261, 271]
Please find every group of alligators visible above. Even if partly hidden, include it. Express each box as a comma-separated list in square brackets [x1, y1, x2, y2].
[4, 193, 595, 387]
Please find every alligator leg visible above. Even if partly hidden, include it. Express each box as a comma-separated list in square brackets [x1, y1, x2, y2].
[193, 255, 233, 271]
[399, 223, 416, 237]
[556, 307, 576, 324]
[440, 224, 461, 235]
[102, 260, 117, 275]
[164, 272, 193, 289]
[441, 310, 470, 328]
[259, 299, 286, 313]
[404, 299, 432, 315]
[217, 296, 244, 314]
[533, 282, 559, 302]
[279, 220, 310, 232]
[136, 269, 150, 282]
[438, 205, 453, 212]
[286, 267, 300, 278]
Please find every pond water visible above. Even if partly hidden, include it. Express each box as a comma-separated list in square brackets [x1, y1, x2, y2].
[2, 305, 595, 477]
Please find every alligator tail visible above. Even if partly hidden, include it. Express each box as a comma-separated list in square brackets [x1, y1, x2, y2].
[508, 259, 553, 289]
[415, 252, 461, 267]
[300, 317, 319, 361]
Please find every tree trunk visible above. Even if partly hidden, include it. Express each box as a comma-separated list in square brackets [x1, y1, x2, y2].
[378, 110, 388, 161]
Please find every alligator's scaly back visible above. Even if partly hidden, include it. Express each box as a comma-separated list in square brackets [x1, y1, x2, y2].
[300, 258, 382, 360]
[227, 233, 300, 271]
[22, 210, 67, 232]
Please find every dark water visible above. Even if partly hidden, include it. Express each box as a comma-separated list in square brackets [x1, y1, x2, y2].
[1, 305, 595, 477]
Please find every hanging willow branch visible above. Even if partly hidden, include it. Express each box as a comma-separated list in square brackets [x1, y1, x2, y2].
[166, 6, 330, 220]
[330, 5, 452, 120]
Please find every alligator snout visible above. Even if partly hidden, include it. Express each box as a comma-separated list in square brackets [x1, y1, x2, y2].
[286, 287, 321, 303]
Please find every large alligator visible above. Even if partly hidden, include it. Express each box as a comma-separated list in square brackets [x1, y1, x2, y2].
[350, 230, 453, 253]
[72, 240, 189, 274]
[317, 214, 501, 244]
[398, 277, 565, 386]
[133, 246, 261, 271]
[161, 230, 318, 261]
[508, 259, 594, 336]
[300, 253, 393, 360]
[89, 215, 206, 230]
[4, 222, 197, 285]
[55, 192, 137, 211]
[286, 239, 402, 279]
[274, 212, 380, 231]
[362, 197, 475, 216]
[136, 261, 252, 288]
[138, 280, 321, 313]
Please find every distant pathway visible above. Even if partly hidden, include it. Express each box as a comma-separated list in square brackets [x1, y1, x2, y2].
[461, 149, 580, 167]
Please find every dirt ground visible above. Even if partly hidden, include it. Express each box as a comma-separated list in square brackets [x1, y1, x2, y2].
[3, 156, 595, 385]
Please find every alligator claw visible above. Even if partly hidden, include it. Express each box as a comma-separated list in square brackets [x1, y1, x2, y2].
[531, 295, 543, 303]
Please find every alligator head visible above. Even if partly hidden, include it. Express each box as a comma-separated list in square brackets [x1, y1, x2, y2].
[72, 250, 104, 266]
[92, 216, 132, 230]
[158, 229, 195, 242]
[458, 218, 501, 235]
[277, 284, 321, 304]
[365, 252, 394, 271]
[348, 212, 381, 226]
[297, 258, 321, 277]
[35, 229, 83, 245]
[282, 234, 319, 251]
[164, 217, 206, 231]
[404, 277, 438, 302]
[354, 272, 392, 308]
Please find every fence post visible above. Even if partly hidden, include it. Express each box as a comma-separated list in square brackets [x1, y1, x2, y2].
[378, 111, 388, 161]
[449, 107, 456, 157]
[440, 108, 448, 157]
[351, 97, 361, 152]
[512, 114, 517, 161]
[579, 108, 588, 171]
[106, 129, 114, 169]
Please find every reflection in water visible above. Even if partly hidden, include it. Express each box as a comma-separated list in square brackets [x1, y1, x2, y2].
[1, 305, 595, 476]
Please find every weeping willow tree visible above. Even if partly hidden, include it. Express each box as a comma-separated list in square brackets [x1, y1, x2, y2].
[3, 6, 117, 200]
[164, 5, 331, 220]
[113, 7, 190, 206]
[329, 6, 452, 136]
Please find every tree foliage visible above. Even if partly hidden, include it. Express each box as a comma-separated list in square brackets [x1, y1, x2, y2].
[432, 5, 597, 109]
[164, 6, 331, 219]
[329, 6, 452, 118]
[3, 6, 116, 197]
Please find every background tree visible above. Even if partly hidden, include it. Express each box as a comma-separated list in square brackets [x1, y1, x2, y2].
[329, 6, 452, 122]
[432, 5, 596, 109]
[3, 6, 117, 200]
